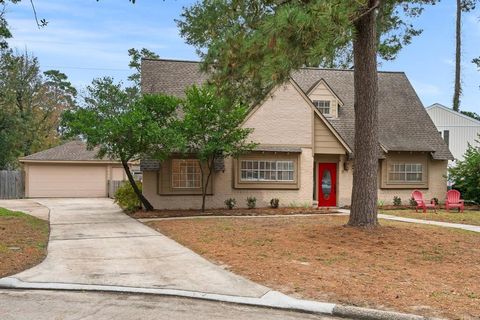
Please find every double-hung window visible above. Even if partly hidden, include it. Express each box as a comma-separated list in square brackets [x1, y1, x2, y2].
[240, 160, 294, 182]
[171, 159, 201, 189]
[388, 163, 423, 182]
[313, 100, 330, 115]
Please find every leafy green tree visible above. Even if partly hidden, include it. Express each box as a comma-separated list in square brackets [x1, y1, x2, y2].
[460, 110, 480, 121]
[181, 85, 257, 212]
[0, 50, 76, 161]
[449, 137, 480, 204]
[178, 0, 437, 227]
[0, 108, 21, 169]
[62, 77, 181, 211]
[0, 0, 19, 49]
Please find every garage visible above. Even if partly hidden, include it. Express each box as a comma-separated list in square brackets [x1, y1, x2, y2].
[20, 141, 129, 198]
[27, 164, 108, 198]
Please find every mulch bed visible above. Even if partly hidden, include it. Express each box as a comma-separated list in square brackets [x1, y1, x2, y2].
[0, 208, 49, 278]
[147, 215, 480, 319]
[130, 207, 339, 219]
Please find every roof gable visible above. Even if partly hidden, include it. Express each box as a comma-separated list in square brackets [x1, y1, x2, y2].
[426, 103, 480, 126]
[306, 78, 344, 106]
[241, 80, 314, 146]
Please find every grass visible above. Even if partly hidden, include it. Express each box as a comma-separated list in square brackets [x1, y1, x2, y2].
[0, 207, 49, 277]
[380, 209, 480, 226]
[146, 215, 480, 319]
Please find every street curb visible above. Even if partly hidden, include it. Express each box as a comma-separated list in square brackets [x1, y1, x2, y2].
[0, 277, 441, 320]
[332, 305, 442, 320]
[0, 277, 335, 315]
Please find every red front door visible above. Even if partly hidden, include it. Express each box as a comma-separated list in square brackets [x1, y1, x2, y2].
[318, 163, 337, 207]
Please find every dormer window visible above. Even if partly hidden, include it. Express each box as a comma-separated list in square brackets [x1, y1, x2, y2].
[313, 100, 331, 116]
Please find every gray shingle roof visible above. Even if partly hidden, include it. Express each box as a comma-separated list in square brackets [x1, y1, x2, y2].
[21, 141, 113, 162]
[141, 58, 453, 160]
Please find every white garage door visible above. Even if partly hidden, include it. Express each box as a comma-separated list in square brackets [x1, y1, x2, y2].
[27, 165, 107, 198]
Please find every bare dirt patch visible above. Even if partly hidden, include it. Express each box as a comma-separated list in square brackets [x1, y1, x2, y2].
[147, 215, 480, 319]
[0, 208, 49, 278]
[131, 207, 338, 219]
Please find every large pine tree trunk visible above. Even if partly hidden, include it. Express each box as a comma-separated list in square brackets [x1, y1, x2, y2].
[348, 0, 380, 228]
[453, 0, 461, 112]
[121, 159, 154, 211]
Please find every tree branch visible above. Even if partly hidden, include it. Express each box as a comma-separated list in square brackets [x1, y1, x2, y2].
[29, 0, 47, 28]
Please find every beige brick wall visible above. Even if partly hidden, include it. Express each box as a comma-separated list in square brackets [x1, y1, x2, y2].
[143, 152, 448, 210]
[143, 148, 315, 210]
[377, 159, 448, 205]
[243, 82, 313, 146]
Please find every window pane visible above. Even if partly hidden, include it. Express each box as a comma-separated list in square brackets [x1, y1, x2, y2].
[388, 162, 423, 182]
[171, 159, 201, 189]
[239, 159, 294, 182]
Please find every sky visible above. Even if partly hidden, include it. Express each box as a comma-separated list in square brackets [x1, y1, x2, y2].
[4, 0, 480, 113]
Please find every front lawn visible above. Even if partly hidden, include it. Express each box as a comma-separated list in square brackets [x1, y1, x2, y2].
[146, 215, 480, 319]
[0, 207, 49, 277]
[381, 209, 480, 226]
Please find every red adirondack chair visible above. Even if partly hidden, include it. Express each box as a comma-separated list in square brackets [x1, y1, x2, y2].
[411, 190, 437, 213]
[445, 189, 464, 213]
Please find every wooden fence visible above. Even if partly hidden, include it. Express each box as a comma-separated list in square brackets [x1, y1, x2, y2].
[0, 170, 24, 199]
[108, 180, 126, 198]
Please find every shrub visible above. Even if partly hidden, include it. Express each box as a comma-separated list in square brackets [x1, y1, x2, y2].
[449, 142, 480, 204]
[432, 197, 439, 206]
[246, 197, 256, 209]
[377, 200, 385, 207]
[270, 198, 280, 208]
[224, 198, 236, 210]
[393, 196, 402, 206]
[409, 197, 417, 207]
[114, 181, 142, 213]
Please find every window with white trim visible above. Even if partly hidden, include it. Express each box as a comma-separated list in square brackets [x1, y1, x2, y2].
[171, 159, 201, 189]
[312, 100, 330, 115]
[240, 160, 294, 182]
[388, 163, 423, 182]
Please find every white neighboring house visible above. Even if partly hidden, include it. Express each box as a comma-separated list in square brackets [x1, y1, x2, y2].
[426, 103, 480, 162]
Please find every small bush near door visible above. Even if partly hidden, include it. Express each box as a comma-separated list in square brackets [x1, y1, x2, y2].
[114, 181, 142, 213]
[246, 197, 256, 209]
[224, 198, 237, 210]
[393, 196, 402, 206]
[270, 198, 280, 208]
[409, 197, 417, 207]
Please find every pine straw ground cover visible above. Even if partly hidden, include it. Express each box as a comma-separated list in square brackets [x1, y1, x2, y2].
[0, 207, 49, 277]
[146, 215, 480, 319]
[381, 209, 480, 227]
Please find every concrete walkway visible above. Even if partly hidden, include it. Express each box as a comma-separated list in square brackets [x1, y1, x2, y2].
[378, 213, 480, 233]
[338, 209, 480, 233]
[0, 199, 49, 220]
[2, 198, 268, 297]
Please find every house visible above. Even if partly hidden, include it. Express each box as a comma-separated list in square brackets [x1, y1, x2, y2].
[140, 58, 453, 209]
[426, 103, 480, 161]
[20, 141, 133, 198]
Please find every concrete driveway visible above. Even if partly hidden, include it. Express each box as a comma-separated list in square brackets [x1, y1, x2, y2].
[5, 198, 268, 297]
